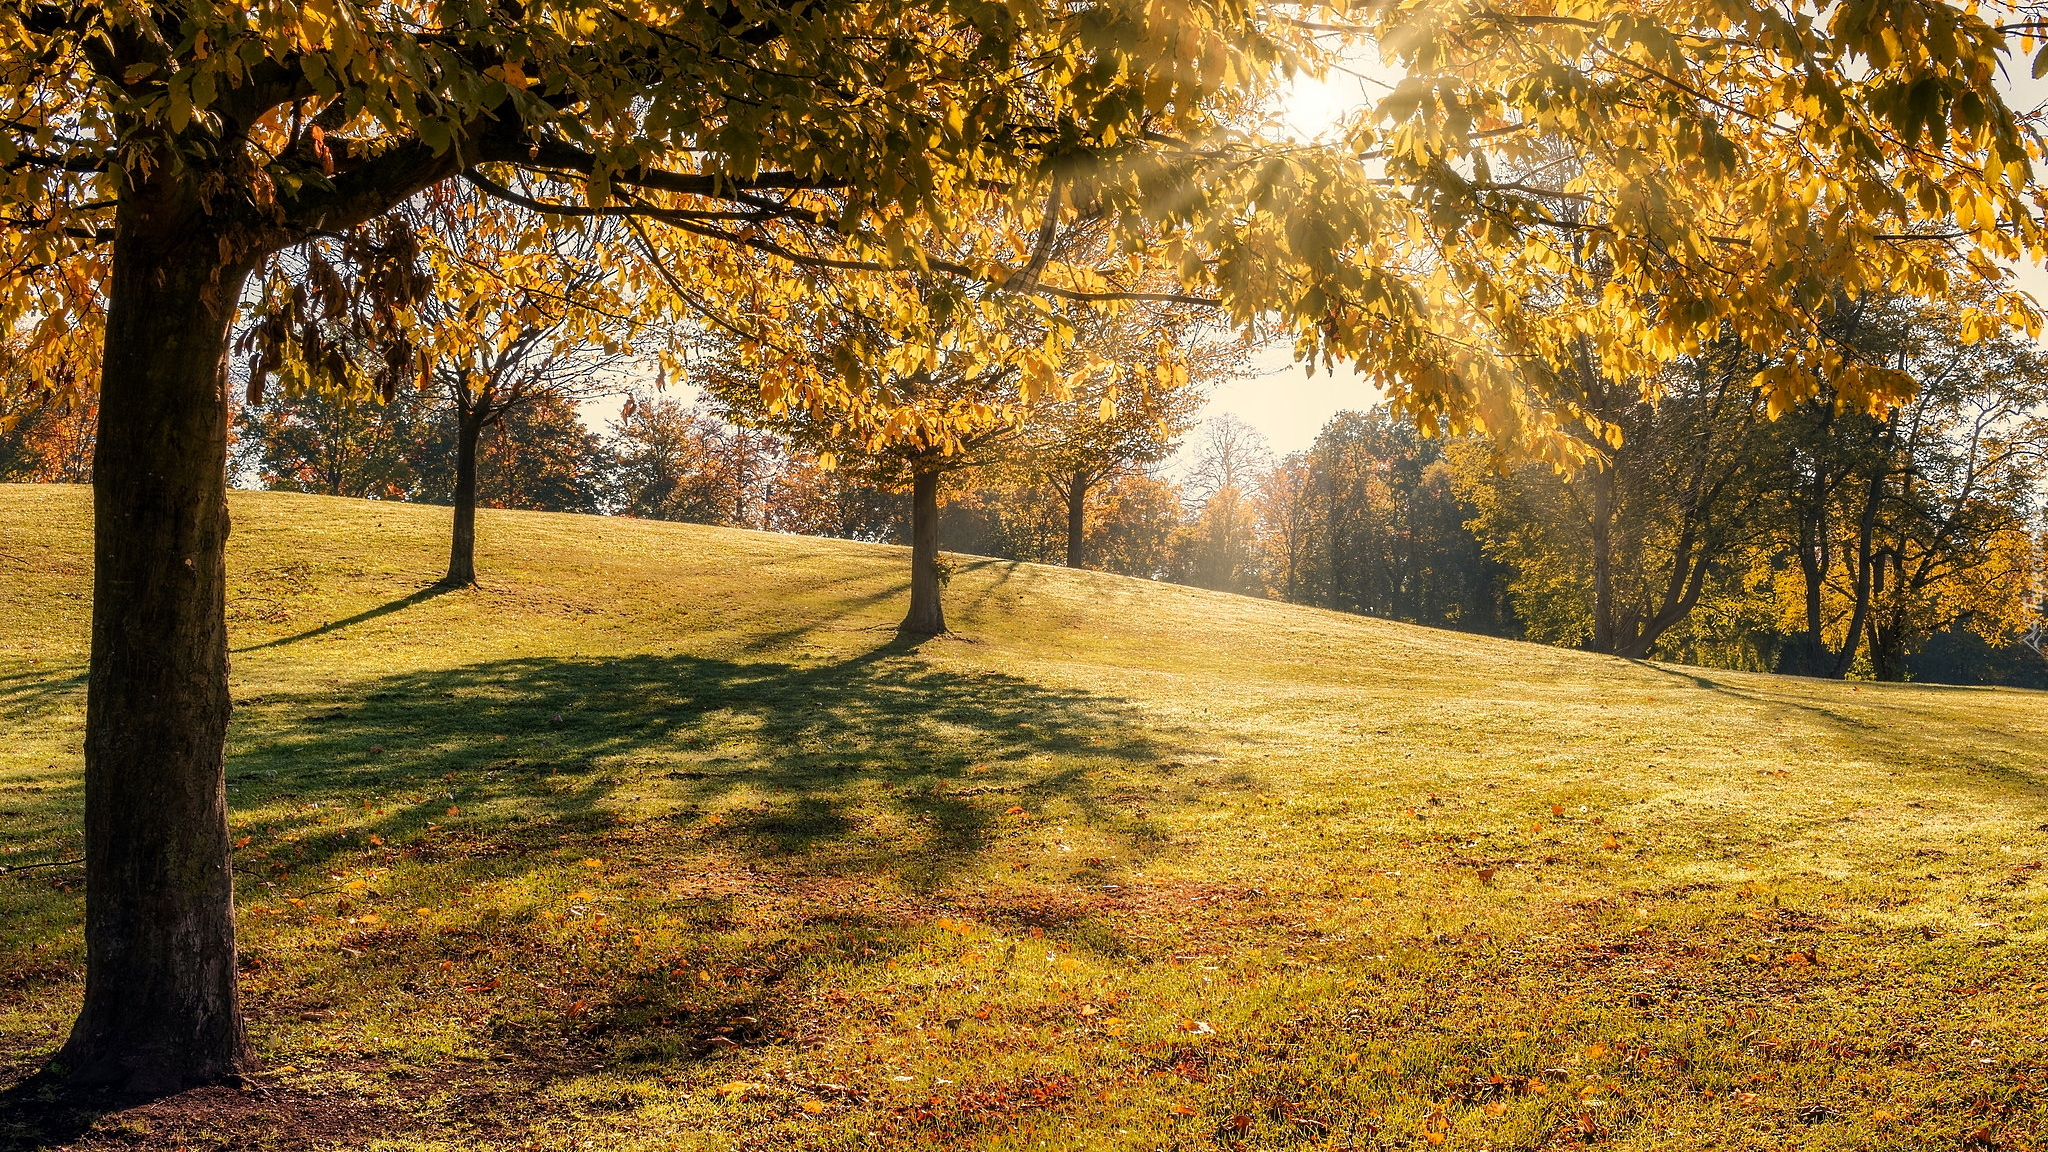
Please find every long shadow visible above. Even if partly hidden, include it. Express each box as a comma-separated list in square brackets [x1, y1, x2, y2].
[220, 637, 1174, 887]
[0, 640, 1187, 1143]
[233, 583, 457, 653]
[1634, 660, 2048, 797]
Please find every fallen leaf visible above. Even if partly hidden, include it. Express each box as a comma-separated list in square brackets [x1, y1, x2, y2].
[1005, 806, 1025, 815]
[567, 998, 588, 1018]
[1551, 803, 1565, 817]
[445, 806, 458, 816]
[1483, 1101, 1507, 1116]
[803, 1099, 826, 1114]
[1477, 868, 1497, 883]
[1601, 835, 1621, 850]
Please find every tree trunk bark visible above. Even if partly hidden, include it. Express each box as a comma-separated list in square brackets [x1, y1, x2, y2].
[58, 188, 254, 1093]
[900, 465, 946, 635]
[1064, 471, 1090, 569]
[1826, 455, 1887, 679]
[1589, 469, 1616, 653]
[442, 407, 487, 587]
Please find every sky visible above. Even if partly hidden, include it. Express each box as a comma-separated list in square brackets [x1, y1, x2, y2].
[1177, 59, 1390, 461]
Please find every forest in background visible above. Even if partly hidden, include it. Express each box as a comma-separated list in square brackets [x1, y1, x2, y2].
[7, 299, 2043, 689]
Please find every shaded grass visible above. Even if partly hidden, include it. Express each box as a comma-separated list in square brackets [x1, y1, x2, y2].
[1, 482, 2046, 1150]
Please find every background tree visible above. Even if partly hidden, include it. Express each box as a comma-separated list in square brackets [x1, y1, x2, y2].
[0, 393, 96, 483]
[230, 386, 435, 499]
[1266, 411, 1515, 633]
[609, 394, 796, 528]
[1007, 307, 1227, 568]
[1763, 307, 2048, 679]
[1452, 343, 1777, 657]
[1176, 415, 1272, 595]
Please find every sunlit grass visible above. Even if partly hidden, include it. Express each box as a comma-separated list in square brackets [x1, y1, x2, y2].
[3, 482, 2046, 1150]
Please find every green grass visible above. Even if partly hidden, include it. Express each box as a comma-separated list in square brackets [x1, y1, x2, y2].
[3, 480, 2047, 1151]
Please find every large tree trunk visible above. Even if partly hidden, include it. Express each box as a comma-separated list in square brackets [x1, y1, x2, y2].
[58, 188, 254, 1093]
[900, 465, 946, 635]
[442, 406, 488, 587]
[1064, 471, 1090, 568]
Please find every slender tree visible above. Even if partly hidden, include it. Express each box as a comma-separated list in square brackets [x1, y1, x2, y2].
[1010, 307, 1226, 568]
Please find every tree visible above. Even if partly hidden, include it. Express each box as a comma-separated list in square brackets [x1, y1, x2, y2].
[1265, 411, 1515, 633]
[230, 385, 434, 498]
[608, 394, 790, 528]
[8, 0, 2047, 1091]
[239, 192, 635, 585]
[1009, 308, 1225, 567]
[1177, 415, 1272, 594]
[1, 392, 96, 483]
[1454, 343, 1777, 658]
[1763, 305, 2048, 679]
[697, 304, 1030, 634]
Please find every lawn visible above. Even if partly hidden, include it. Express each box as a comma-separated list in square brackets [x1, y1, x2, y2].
[2, 481, 2045, 1151]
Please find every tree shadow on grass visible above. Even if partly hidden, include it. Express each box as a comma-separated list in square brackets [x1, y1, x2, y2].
[1636, 661, 2048, 799]
[224, 633, 1173, 882]
[1, 638, 1189, 1146]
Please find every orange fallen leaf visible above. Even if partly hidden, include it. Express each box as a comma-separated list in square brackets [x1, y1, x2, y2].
[1551, 803, 1565, 817]
[1602, 835, 1621, 850]
[567, 998, 588, 1018]
[1483, 1101, 1507, 1116]
[445, 806, 458, 816]
[1477, 868, 1497, 883]
[234, 836, 251, 848]
[1004, 805, 1025, 815]
[802, 1099, 826, 1115]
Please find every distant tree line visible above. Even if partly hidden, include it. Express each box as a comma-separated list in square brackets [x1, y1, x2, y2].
[15, 303, 2043, 687]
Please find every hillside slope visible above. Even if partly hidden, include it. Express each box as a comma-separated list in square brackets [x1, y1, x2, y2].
[2, 483, 2046, 1151]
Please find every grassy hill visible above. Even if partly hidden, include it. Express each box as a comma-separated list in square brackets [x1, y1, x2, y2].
[2, 482, 2045, 1151]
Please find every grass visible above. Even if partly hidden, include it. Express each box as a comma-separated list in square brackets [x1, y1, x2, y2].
[2, 480, 2046, 1151]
